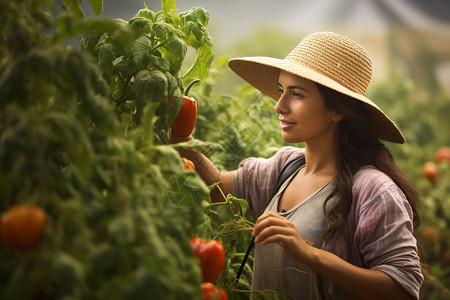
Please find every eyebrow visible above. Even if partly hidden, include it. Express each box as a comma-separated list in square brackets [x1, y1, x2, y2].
[277, 82, 309, 93]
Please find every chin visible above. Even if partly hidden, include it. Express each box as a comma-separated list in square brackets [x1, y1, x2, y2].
[282, 133, 304, 144]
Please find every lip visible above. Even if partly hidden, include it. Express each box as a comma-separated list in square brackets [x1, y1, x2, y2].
[279, 119, 296, 130]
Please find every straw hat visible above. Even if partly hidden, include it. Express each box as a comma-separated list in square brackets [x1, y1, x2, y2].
[228, 31, 405, 144]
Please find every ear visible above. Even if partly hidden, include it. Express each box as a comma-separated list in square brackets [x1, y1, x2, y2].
[332, 111, 344, 122]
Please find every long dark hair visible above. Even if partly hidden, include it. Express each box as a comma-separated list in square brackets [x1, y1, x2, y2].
[316, 84, 423, 255]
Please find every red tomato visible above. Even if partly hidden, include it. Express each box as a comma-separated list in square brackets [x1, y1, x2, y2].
[170, 95, 197, 138]
[423, 225, 439, 243]
[1, 204, 47, 251]
[201, 282, 227, 300]
[182, 157, 195, 170]
[219, 289, 228, 300]
[201, 282, 219, 300]
[191, 237, 225, 283]
[423, 161, 438, 183]
[435, 146, 450, 163]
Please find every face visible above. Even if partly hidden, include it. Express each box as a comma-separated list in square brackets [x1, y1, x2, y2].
[274, 71, 342, 144]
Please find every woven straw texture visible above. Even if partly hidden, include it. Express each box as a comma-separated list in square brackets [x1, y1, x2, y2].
[228, 31, 405, 143]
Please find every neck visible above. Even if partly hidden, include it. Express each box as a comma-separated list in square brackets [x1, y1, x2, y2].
[303, 137, 339, 176]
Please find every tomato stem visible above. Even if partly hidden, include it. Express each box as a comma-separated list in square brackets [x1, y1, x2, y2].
[149, 37, 170, 52]
[184, 79, 201, 96]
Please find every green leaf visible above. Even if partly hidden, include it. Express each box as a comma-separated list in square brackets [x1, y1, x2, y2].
[169, 13, 182, 27]
[227, 194, 249, 216]
[128, 17, 153, 38]
[182, 36, 213, 81]
[165, 71, 183, 123]
[79, 32, 101, 54]
[183, 21, 204, 48]
[88, 0, 103, 16]
[45, 111, 94, 166]
[152, 23, 168, 41]
[133, 69, 168, 123]
[170, 139, 223, 153]
[161, 0, 178, 14]
[180, 7, 209, 27]
[53, 253, 85, 295]
[61, 0, 84, 20]
[149, 55, 171, 73]
[53, 17, 129, 46]
[131, 38, 152, 68]
[98, 43, 114, 77]
[135, 8, 156, 20]
[163, 34, 187, 75]
[108, 216, 136, 245]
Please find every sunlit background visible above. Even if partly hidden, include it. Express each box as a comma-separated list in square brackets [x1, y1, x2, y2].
[81, 0, 450, 90]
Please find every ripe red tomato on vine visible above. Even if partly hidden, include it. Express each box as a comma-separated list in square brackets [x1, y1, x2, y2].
[1, 204, 47, 251]
[435, 146, 450, 163]
[423, 161, 438, 183]
[201, 282, 228, 300]
[191, 237, 225, 283]
[182, 157, 195, 170]
[170, 79, 200, 138]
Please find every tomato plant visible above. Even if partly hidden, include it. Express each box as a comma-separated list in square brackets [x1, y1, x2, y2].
[1, 204, 47, 251]
[0, 0, 214, 299]
[191, 237, 225, 283]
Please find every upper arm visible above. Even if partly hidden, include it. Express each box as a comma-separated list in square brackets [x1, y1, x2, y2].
[352, 172, 423, 299]
[231, 147, 305, 216]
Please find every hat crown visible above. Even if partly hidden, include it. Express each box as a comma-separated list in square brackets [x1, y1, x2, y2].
[285, 32, 372, 95]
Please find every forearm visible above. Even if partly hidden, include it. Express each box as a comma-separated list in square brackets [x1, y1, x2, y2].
[173, 138, 233, 203]
[306, 247, 414, 300]
[177, 146, 219, 186]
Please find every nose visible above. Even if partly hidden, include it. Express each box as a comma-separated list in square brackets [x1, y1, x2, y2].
[274, 93, 288, 115]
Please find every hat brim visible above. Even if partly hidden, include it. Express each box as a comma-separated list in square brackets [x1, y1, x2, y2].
[228, 57, 405, 144]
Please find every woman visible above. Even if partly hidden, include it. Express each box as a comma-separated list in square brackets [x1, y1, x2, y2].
[175, 32, 423, 299]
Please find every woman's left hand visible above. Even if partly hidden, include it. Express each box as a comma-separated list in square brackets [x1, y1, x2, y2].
[252, 212, 313, 264]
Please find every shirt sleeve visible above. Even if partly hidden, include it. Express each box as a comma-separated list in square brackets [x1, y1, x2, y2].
[231, 146, 305, 217]
[352, 168, 423, 299]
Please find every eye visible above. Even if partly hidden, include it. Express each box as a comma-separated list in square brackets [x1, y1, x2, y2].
[292, 91, 304, 98]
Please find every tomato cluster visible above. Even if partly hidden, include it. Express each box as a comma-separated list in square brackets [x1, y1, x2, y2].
[201, 282, 228, 300]
[422, 146, 450, 183]
[191, 237, 227, 300]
